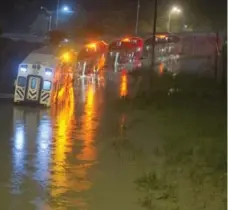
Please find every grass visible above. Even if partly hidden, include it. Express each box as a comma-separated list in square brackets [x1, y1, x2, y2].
[113, 72, 227, 210]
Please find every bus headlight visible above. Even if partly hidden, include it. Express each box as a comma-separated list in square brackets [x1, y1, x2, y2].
[20, 64, 28, 72]
[45, 68, 53, 76]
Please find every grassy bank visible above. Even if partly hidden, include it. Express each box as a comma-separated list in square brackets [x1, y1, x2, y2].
[113, 73, 226, 210]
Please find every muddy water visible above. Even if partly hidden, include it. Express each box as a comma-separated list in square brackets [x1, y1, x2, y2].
[0, 80, 144, 210]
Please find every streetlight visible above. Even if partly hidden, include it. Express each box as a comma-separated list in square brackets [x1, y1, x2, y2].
[62, 5, 74, 13]
[168, 6, 182, 32]
[41, 6, 52, 32]
[62, 6, 69, 12]
[56, 5, 73, 27]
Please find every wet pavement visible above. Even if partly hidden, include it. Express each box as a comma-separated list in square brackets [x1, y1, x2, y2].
[0, 79, 145, 210]
[0, 54, 225, 209]
[0, 56, 189, 209]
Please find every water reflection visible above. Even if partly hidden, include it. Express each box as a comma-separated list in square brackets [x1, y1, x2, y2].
[8, 79, 103, 209]
[12, 123, 26, 191]
[50, 82, 76, 197]
[49, 80, 101, 209]
[11, 107, 51, 209]
[77, 83, 98, 161]
[120, 72, 128, 97]
[35, 116, 52, 188]
[75, 81, 99, 197]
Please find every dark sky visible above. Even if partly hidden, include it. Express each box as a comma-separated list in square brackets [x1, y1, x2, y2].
[1, 0, 226, 15]
[0, 0, 227, 32]
[1, 0, 227, 13]
[0, 0, 139, 31]
[1, 0, 138, 12]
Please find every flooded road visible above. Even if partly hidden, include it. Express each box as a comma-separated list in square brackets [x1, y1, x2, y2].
[0, 70, 226, 210]
[0, 80, 144, 210]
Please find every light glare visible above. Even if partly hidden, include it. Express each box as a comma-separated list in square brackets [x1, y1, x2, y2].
[20, 67, 27, 72]
[63, 6, 69, 12]
[171, 6, 181, 13]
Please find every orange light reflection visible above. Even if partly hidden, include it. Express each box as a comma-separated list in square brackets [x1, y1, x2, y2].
[50, 82, 75, 197]
[159, 63, 164, 75]
[49, 80, 100, 206]
[122, 38, 130, 42]
[120, 72, 128, 97]
[77, 84, 98, 162]
[96, 54, 106, 73]
[51, 65, 74, 104]
[156, 35, 167, 39]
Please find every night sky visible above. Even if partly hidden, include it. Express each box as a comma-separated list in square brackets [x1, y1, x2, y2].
[0, 0, 227, 32]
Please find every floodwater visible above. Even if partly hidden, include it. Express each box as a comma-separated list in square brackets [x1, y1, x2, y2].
[0, 50, 225, 209]
[0, 78, 144, 210]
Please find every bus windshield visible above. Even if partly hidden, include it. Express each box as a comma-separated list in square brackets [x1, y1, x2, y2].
[78, 48, 97, 59]
[109, 38, 143, 52]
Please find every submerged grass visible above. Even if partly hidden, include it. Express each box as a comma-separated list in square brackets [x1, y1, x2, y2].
[114, 72, 227, 210]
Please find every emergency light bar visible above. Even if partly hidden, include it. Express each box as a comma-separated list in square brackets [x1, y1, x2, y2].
[86, 43, 97, 50]
[122, 38, 130, 42]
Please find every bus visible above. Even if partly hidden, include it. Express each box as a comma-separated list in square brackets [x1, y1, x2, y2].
[14, 46, 76, 107]
[106, 37, 144, 72]
[76, 41, 108, 79]
[141, 33, 181, 73]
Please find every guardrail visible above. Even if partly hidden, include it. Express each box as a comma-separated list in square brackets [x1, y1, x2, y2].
[0, 93, 13, 99]
[1, 33, 47, 43]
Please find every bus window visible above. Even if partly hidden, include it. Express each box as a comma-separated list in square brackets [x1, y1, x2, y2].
[143, 46, 150, 58]
[31, 78, 36, 89]
[43, 81, 52, 91]
[17, 76, 26, 87]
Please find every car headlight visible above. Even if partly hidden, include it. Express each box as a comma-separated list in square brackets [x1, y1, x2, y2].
[20, 64, 28, 72]
[45, 68, 53, 76]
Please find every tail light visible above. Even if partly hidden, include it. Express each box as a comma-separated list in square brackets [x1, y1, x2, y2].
[121, 69, 127, 75]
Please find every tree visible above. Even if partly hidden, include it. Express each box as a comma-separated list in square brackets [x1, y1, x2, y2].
[30, 13, 49, 36]
[11, 0, 40, 32]
[186, 0, 226, 31]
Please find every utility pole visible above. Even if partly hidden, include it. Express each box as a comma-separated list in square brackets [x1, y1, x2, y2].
[56, 0, 60, 27]
[135, 0, 140, 34]
[214, 31, 219, 80]
[168, 12, 172, 32]
[150, 0, 158, 69]
[41, 6, 52, 32]
[48, 15, 52, 32]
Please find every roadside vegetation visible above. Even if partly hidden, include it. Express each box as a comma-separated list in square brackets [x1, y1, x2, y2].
[112, 71, 226, 210]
